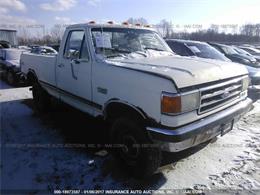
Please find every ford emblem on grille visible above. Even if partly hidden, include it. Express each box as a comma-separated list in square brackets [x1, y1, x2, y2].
[221, 90, 230, 99]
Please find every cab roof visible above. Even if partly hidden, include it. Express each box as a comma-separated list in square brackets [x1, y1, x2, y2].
[66, 23, 156, 31]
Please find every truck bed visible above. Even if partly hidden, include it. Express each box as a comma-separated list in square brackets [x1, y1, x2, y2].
[21, 53, 57, 86]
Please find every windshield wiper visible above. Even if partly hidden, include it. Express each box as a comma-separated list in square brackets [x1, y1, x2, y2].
[131, 51, 148, 57]
[106, 54, 126, 58]
[113, 48, 131, 54]
[144, 47, 165, 51]
[97, 47, 131, 54]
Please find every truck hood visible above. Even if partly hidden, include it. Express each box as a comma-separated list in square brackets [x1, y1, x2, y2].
[107, 56, 248, 89]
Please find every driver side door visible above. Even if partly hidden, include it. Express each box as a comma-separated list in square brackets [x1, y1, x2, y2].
[56, 30, 92, 114]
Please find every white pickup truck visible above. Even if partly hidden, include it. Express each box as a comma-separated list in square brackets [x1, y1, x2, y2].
[21, 23, 252, 178]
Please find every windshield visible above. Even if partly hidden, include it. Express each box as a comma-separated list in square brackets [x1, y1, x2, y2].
[221, 45, 238, 55]
[186, 42, 229, 61]
[91, 27, 173, 58]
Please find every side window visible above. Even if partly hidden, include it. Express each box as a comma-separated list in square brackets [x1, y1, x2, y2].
[64, 31, 85, 59]
[80, 36, 90, 60]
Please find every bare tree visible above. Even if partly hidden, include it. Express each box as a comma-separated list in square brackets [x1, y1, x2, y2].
[156, 19, 173, 38]
[127, 17, 148, 25]
[17, 27, 31, 45]
[209, 24, 219, 33]
[51, 24, 65, 44]
[241, 24, 257, 36]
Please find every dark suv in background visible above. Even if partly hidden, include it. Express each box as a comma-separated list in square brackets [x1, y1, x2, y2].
[165, 39, 230, 61]
[209, 43, 258, 66]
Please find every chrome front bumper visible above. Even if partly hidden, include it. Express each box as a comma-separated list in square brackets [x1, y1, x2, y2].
[147, 98, 252, 152]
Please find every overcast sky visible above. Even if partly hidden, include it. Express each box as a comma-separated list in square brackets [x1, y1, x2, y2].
[0, 0, 259, 30]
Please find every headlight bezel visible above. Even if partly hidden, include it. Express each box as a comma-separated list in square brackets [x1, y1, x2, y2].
[242, 76, 250, 91]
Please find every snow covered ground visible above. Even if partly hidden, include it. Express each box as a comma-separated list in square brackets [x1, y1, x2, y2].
[0, 79, 259, 194]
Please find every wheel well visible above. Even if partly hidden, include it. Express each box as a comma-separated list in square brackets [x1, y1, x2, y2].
[27, 71, 37, 85]
[104, 102, 147, 125]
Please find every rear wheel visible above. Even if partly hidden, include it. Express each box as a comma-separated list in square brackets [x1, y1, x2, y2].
[110, 118, 161, 178]
[32, 82, 51, 112]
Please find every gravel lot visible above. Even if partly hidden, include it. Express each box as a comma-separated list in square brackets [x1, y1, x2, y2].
[1, 80, 259, 194]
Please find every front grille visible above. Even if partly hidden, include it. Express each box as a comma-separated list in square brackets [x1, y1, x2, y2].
[199, 77, 243, 114]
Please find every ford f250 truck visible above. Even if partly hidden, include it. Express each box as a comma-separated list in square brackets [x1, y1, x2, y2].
[21, 23, 252, 178]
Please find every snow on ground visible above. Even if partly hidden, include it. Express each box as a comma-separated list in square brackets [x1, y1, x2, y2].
[0, 79, 259, 194]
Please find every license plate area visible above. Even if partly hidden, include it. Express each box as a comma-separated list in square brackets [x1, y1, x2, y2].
[220, 120, 234, 136]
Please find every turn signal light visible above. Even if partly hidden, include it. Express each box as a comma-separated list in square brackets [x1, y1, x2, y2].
[161, 94, 181, 114]
[88, 21, 96, 24]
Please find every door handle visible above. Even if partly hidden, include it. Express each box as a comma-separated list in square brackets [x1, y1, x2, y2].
[58, 64, 64, 68]
[71, 59, 80, 64]
[70, 62, 78, 80]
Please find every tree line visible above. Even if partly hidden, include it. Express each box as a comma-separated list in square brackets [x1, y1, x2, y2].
[17, 18, 260, 46]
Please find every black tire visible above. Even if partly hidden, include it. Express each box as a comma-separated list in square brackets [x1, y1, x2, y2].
[110, 117, 161, 178]
[6, 70, 16, 86]
[1, 69, 7, 81]
[32, 82, 51, 112]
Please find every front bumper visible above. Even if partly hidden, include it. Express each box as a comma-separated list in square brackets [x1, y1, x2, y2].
[147, 98, 252, 152]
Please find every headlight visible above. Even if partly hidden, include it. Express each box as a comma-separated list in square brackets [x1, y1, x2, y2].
[161, 91, 200, 114]
[242, 77, 250, 91]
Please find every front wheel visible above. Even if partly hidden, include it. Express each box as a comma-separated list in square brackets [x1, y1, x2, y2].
[110, 118, 161, 178]
[32, 82, 51, 112]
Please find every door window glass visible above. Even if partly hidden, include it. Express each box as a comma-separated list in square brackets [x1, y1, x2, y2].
[64, 31, 84, 59]
[80, 36, 90, 60]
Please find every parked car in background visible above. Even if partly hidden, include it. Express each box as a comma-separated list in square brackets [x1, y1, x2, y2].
[31, 46, 58, 55]
[209, 43, 258, 66]
[47, 44, 60, 52]
[165, 39, 230, 61]
[248, 67, 260, 101]
[239, 46, 260, 57]
[0, 48, 25, 85]
[255, 45, 260, 50]
[18, 45, 32, 51]
[0, 41, 11, 49]
[209, 43, 260, 101]
[232, 46, 260, 62]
